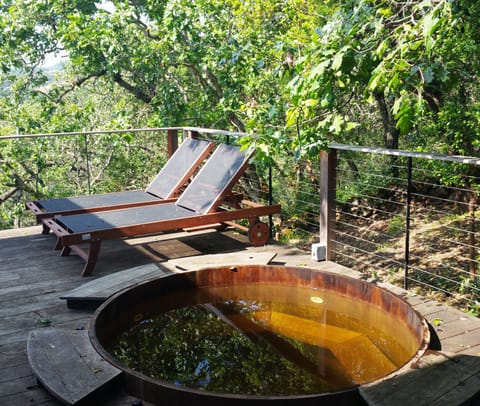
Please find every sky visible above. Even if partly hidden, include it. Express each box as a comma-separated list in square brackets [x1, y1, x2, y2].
[42, 51, 68, 68]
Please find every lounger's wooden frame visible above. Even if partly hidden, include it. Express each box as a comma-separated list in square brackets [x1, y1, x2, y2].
[42, 145, 281, 276]
[26, 138, 215, 227]
[44, 200, 280, 276]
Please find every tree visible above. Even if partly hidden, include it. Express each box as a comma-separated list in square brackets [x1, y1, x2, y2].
[285, 0, 480, 157]
[0, 0, 325, 227]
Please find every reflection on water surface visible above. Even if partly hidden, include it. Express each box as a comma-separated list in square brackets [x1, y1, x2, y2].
[108, 283, 416, 396]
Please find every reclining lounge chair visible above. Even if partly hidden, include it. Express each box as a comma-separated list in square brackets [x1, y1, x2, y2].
[26, 137, 214, 232]
[43, 144, 281, 276]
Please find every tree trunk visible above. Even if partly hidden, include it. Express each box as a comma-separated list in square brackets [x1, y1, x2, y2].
[374, 92, 400, 178]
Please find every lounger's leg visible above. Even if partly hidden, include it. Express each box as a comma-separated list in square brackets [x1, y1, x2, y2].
[61, 246, 71, 256]
[54, 238, 63, 251]
[81, 240, 102, 277]
[41, 223, 50, 235]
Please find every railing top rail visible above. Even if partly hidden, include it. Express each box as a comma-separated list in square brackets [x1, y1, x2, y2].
[0, 127, 174, 140]
[182, 127, 249, 138]
[330, 143, 480, 166]
[0, 126, 249, 141]
[2, 127, 480, 165]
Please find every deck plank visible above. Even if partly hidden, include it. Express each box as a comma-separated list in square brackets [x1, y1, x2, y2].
[1, 226, 480, 405]
[61, 251, 277, 308]
[27, 327, 121, 405]
[61, 263, 173, 308]
[168, 250, 277, 270]
[360, 350, 480, 406]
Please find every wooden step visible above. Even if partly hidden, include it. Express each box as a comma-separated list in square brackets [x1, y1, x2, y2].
[168, 250, 277, 271]
[61, 263, 172, 308]
[27, 327, 122, 405]
[61, 251, 277, 309]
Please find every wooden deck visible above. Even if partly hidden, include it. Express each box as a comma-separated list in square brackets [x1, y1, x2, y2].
[1, 226, 480, 405]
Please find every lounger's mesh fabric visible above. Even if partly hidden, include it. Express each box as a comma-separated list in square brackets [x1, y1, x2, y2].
[52, 143, 250, 235]
[38, 191, 159, 213]
[146, 138, 213, 198]
[175, 144, 248, 214]
[35, 137, 211, 214]
[56, 203, 196, 233]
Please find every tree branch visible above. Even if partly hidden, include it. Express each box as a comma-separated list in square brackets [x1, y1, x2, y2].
[54, 69, 107, 103]
[0, 187, 19, 203]
[113, 72, 154, 103]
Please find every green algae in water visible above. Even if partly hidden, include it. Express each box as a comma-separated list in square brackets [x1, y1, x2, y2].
[107, 284, 416, 396]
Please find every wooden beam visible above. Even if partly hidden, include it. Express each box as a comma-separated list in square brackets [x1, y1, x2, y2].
[319, 149, 337, 261]
[166, 129, 179, 157]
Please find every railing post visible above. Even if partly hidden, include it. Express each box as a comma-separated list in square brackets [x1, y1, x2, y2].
[167, 129, 179, 157]
[186, 130, 199, 140]
[313, 148, 337, 261]
[83, 130, 91, 195]
[268, 165, 273, 238]
[404, 157, 413, 290]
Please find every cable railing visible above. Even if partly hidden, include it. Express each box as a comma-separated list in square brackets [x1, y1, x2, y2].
[1, 128, 479, 314]
[0, 127, 272, 229]
[318, 145, 480, 314]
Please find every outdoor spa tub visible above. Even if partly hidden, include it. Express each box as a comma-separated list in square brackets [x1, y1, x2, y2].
[89, 265, 430, 405]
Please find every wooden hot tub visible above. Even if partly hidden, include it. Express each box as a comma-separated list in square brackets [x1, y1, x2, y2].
[89, 265, 430, 405]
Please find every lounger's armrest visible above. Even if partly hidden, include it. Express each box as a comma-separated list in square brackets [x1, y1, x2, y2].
[26, 201, 48, 223]
[43, 218, 71, 239]
[26, 201, 43, 215]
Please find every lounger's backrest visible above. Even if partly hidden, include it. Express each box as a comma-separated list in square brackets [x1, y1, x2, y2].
[176, 144, 253, 214]
[146, 137, 214, 199]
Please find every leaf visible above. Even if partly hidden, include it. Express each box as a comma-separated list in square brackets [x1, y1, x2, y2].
[285, 108, 299, 128]
[423, 12, 440, 54]
[394, 95, 414, 134]
[308, 60, 330, 80]
[377, 7, 393, 17]
[329, 115, 344, 134]
[345, 121, 359, 131]
[423, 66, 434, 84]
[340, 48, 356, 74]
[332, 50, 344, 72]
[423, 12, 440, 39]
[367, 70, 382, 92]
[375, 40, 389, 58]
[303, 99, 318, 108]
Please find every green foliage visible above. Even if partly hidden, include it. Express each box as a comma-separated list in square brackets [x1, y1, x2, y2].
[386, 215, 405, 237]
[285, 0, 480, 157]
[2, 0, 480, 156]
[1, 0, 480, 232]
[0, 130, 169, 229]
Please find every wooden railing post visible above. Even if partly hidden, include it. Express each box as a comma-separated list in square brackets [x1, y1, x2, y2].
[313, 148, 337, 261]
[167, 129, 179, 157]
[184, 129, 200, 140]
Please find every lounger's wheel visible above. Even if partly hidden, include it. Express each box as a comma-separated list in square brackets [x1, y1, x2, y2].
[248, 222, 269, 246]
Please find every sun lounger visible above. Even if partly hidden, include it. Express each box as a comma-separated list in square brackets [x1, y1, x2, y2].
[43, 144, 281, 276]
[26, 137, 214, 232]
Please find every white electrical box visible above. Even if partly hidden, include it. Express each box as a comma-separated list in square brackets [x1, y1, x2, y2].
[311, 243, 326, 261]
